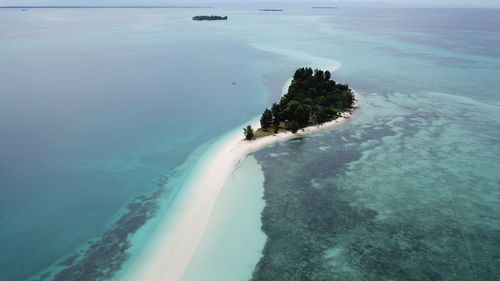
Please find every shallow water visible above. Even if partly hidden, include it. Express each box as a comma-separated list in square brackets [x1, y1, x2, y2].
[249, 8, 500, 281]
[181, 155, 266, 281]
[253, 92, 500, 280]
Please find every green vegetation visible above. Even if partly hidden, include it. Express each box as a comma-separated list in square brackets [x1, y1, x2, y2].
[254, 122, 289, 138]
[260, 109, 273, 129]
[243, 125, 254, 140]
[192, 15, 227, 21]
[251, 67, 355, 139]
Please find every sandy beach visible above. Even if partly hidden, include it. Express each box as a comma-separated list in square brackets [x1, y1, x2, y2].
[123, 98, 356, 281]
[123, 49, 356, 281]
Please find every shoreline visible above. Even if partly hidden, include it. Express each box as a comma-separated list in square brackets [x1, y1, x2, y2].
[124, 49, 355, 281]
[123, 98, 356, 281]
[180, 155, 267, 281]
[247, 103, 356, 147]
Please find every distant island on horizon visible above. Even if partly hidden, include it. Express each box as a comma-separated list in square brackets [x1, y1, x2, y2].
[0, 6, 214, 9]
[259, 9, 284, 12]
[192, 15, 228, 21]
[311, 7, 339, 9]
[244, 67, 355, 140]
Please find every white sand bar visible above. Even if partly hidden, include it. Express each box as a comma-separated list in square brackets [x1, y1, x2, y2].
[123, 48, 356, 281]
[124, 107, 355, 281]
[181, 155, 267, 281]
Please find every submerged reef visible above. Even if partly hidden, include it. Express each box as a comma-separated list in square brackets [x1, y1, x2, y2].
[57, 254, 79, 267]
[252, 97, 500, 281]
[35, 272, 51, 281]
[252, 131, 368, 280]
[34, 177, 169, 281]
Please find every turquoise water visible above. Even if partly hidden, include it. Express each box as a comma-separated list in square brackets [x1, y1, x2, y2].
[249, 8, 500, 281]
[1, 7, 499, 281]
[182, 156, 266, 281]
[253, 92, 500, 280]
[0, 8, 281, 281]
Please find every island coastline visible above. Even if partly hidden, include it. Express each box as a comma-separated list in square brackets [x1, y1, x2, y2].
[192, 15, 227, 21]
[122, 60, 357, 281]
[122, 93, 357, 281]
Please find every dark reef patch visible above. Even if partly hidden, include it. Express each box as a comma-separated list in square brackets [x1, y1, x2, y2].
[34, 177, 169, 281]
[57, 254, 79, 267]
[251, 99, 500, 281]
[252, 127, 368, 281]
[36, 272, 51, 281]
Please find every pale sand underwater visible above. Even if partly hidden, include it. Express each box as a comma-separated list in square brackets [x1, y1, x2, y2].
[181, 155, 266, 281]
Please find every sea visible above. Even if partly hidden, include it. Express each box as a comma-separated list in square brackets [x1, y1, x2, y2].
[0, 6, 499, 281]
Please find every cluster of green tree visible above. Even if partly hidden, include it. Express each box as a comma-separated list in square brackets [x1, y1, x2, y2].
[243, 125, 254, 140]
[258, 67, 354, 134]
[192, 15, 228, 21]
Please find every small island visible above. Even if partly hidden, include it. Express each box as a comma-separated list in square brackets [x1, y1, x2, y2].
[192, 15, 228, 21]
[244, 67, 355, 140]
[259, 9, 283, 12]
[311, 7, 339, 9]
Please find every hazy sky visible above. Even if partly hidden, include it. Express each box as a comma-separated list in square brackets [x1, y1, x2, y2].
[1, 0, 500, 7]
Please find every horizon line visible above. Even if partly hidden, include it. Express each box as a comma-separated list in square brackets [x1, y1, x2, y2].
[0, 5, 214, 9]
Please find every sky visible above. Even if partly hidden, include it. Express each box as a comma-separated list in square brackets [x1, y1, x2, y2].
[0, 0, 500, 8]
